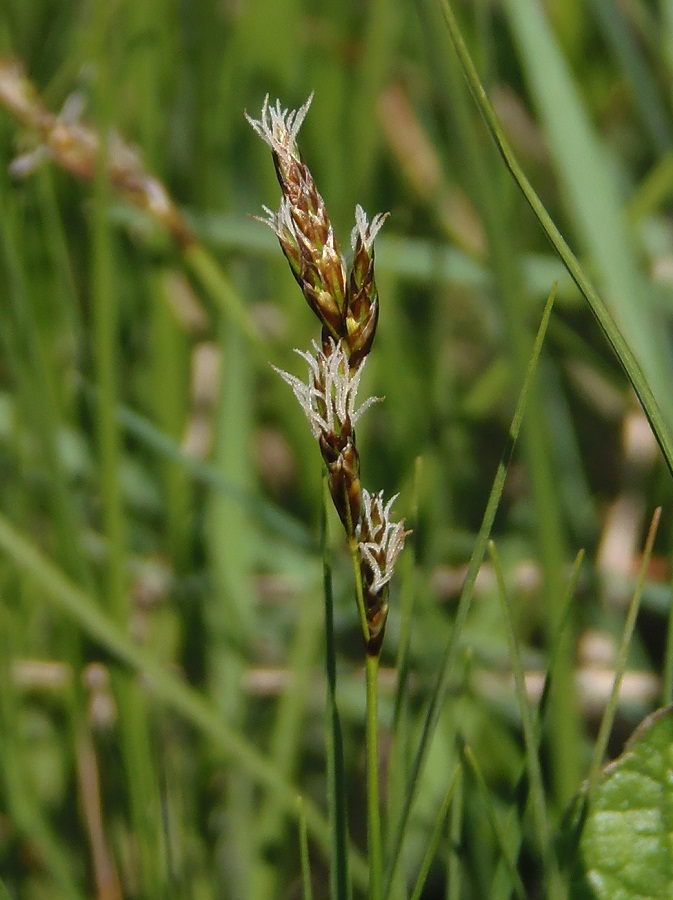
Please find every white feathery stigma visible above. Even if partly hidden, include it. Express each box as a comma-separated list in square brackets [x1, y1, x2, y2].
[351, 204, 389, 253]
[259, 198, 295, 239]
[273, 339, 379, 440]
[245, 93, 314, 158]
[357, 490, 409, 594]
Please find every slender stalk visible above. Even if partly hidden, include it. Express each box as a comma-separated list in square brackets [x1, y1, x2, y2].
[365, 652, 383, 900]
[323, 479, 352, 900]
[383, 285, 556, 898]
[297, 797, 314, 900]
[348, 530, 383, 900]
[587, 507, 662, 792]
[463, 745, 527, 900]
[489, 540, 562, 898]
[350, 536, 371, 646]
[408, 764, 460, 900]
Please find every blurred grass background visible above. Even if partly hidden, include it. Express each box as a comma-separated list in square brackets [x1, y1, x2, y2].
[0, 0, 672, 897]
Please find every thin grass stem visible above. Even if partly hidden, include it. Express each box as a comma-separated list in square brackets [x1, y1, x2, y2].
[383, 284, 556, 898]
[297, 796, 314, 900]
[447, 765, 463, 900]
[366, 652, 383, 900]
[587, 507, 662, 791]
[462, 744, 527, 900]
[488, 540, 562, 898]
[322, 477, 353, 899]
[408, 763, 460, 900]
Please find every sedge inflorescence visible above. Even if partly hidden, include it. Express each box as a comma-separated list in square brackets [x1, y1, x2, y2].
[247, 94, 409, 655]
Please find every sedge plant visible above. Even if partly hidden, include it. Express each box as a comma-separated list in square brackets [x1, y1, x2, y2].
[246, 94, 410, 900]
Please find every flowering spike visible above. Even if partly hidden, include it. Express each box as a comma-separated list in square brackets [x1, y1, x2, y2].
[251, 92, 406, 653]
[247, 94, 348, 334]
[357, 490, 411, 653]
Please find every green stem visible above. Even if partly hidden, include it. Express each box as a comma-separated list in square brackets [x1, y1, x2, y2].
[366, 652, 383, 900]
[323, 478, 352, 900]
[349, 536, 370, 647]
[587, 507, 662, 793]
[348, 527, 382, 899]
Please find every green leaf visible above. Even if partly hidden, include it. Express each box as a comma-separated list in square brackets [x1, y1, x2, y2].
[435, 0, 673, 477]
[569, 706, 673, 899]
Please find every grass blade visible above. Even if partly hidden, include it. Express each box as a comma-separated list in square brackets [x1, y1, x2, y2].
[408, 763, 461, 900]
[463, 744, 527, 900]
[489, 540, 561, 897]
[297, 796, 314, 900]
[587, 507, 662, 792]
[383, 284, 556, 897]
[436, 0, 673, 476]
[502, 0, 673, 421]
[0, 507, 369, 892]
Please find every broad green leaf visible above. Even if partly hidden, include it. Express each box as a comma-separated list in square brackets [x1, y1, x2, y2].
[569, 706, 673, 899]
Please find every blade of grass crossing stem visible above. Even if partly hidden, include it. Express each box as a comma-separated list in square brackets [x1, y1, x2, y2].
[424, 0, 581, 805]
[462, 744, 527, 900]
[436, 0, 673, 476]
[383, 284, 556, 898]
[0, 508, 369, 892]
[587, 508, 662, 793]
[183, 243, 261, 343]
[321, 477, 352, 900]
[489, 541, 562, 898]
[297, 796, 314, 900]
[408, 763, 461, 900]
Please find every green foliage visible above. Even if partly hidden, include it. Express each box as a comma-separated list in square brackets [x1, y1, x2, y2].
[568, 706, 673, 899]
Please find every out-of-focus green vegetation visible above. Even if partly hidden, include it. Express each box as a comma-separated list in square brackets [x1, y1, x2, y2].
[0, 0, 672, 897]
